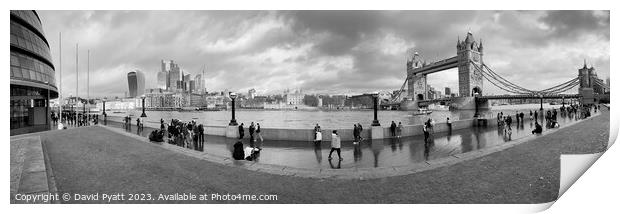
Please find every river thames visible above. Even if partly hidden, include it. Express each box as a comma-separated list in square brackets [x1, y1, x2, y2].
[107, 103, 566, 129]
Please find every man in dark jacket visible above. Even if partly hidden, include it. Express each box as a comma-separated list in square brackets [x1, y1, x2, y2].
[198, 124, 204, 148]
[238, 123, 245, 139]
[390, 121, 397, 137]
[249, 122, 255, 139]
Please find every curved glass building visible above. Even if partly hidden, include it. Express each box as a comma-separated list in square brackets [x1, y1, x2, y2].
[10, 10, 58, 135]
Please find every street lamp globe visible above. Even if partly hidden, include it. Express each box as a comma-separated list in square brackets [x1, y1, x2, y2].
[229, 92, 237, 100]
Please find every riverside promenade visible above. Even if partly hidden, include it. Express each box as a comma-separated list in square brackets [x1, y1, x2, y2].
[11, 109, 609, 204]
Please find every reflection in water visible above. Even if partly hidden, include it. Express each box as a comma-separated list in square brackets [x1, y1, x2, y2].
[424, 137, 435, 161]
[328, 159, 341, 169]
[371, 139, 383, 168]
[353, 143, 362, 162]
[390, 138, 397, 152]
[108, 107, 595, 170]
[314, 141, 322, 164]
[460, 131, 474, 153]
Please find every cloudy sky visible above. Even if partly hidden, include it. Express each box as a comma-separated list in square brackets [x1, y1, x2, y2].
[38, 10, 609, 98]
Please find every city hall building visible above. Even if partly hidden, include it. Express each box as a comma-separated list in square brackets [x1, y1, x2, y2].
[10, 10, 58, 135]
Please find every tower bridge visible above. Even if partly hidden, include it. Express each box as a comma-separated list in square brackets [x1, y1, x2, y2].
[385, 31, 609, 112]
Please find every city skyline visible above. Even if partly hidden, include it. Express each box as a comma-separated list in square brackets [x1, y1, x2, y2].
[39, 11, 610, 98]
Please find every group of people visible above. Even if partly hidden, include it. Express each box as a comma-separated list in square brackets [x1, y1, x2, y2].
[53, 111, 100, 128]
[353, 123, 364, 143]
[237, 122, 263, 144]
[422, 118, 435, 143]
[165, 119, 205, 151]
[389, 121, 405, 139]
[311, 124, 343, 161]
[122, 116, 141, 132]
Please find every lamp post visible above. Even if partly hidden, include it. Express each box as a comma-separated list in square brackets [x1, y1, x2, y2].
[102, 97, 107, 125]
[539, 94, 544, 111]
[45, 81, 50, 130]
[140, 94, 147, 117]
[229, 92, 238, 126]
[371, 92, 380, 126]
[562, 96, 565, 108]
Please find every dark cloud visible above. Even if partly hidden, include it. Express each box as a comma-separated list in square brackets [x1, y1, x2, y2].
[540, 10, 610, 39]
[38, 10, 610, 97]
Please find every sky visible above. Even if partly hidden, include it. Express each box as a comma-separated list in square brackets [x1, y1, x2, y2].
[38, 10, 610, 98]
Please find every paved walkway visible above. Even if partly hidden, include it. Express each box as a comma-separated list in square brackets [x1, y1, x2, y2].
[10, 135, 54, 204]
[34, 108, 610, 203]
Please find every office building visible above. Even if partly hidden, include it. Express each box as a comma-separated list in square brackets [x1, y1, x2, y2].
[10, 10, 58, 135]
[127, 69, 145, 98]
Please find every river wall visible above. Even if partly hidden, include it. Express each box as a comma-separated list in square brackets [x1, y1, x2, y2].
[106, 114, 544, 142]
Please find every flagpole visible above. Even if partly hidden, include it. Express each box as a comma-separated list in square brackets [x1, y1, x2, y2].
[76, 43, 78, 115]
[59, 32, 62, 124]
[87, 49, 90, 116]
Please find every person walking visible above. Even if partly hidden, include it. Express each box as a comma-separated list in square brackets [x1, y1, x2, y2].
[390, 121, 397, 138]
[249, 122, 256, 142]
[423, 124, 430, 143]
[256, 123, 263, 143]
[136, 118, 141, 134]
[446, 117, 452, 132]
[357, 123, 364, 142]
[353, 124, 359, 142]
[238, 123, 245, 140]
[198, 124, 205, 148]
[193, 125, 200, 150]
[328, 130, 342, 161]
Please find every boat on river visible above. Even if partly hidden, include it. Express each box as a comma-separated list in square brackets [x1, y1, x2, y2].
[412, 108, 433, 116]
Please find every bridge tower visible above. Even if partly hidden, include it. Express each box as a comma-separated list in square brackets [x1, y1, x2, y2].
[406, 51, 427, 101]
[456, 31, 484, 97]
[578, 60, 597, 104]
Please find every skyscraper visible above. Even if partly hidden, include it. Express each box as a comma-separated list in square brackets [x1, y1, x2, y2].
[195, 74, 203, 94]
[183, 73, 191, 92]
[127, 69, 145, 98]
[189, 80, 195, 94]
[162, 60, 181, 91]
[157, 71, 167, 90]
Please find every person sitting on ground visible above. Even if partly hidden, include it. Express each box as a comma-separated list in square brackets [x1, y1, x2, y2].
[550, 120, 560, 128]
[149, 130, 164, 142]
[232, 141, 245, 160]
[244, 146, 262, 161]
[532, 122, 543, 134]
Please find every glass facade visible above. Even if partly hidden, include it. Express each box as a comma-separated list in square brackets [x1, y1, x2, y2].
[10, 10, 58, 135]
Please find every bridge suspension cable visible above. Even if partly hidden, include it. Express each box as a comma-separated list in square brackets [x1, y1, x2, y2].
[390, 78, 408, 103]
[470, 60, 581, 96]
